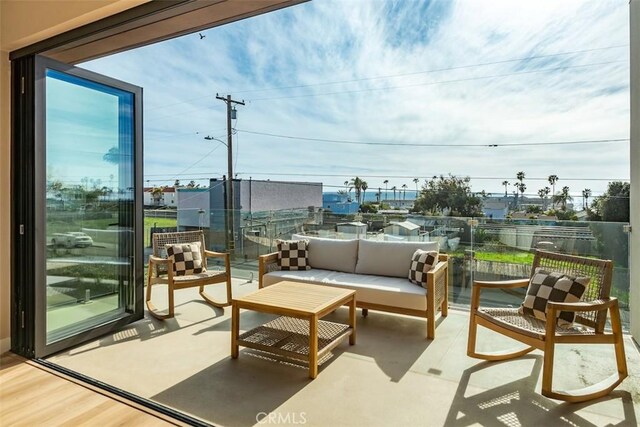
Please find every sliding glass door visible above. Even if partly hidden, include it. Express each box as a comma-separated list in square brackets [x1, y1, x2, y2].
[13, 55, 143, 358]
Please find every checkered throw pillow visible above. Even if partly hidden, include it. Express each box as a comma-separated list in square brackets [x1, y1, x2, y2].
[166, 242, 204, 276]
[519, 267, 590, 326]
[408, 249, 439, 287]
[276, 239, 311, 271]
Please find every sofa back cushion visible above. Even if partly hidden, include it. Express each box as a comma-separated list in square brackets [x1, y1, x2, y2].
[292, 234, 359, 273]
[355, 239, 440, 278]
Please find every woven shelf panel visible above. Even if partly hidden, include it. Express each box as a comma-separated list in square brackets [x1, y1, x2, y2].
[478, 307, 595, 340]
[245, 348, 334, 367]
[238, 316, 349, 357]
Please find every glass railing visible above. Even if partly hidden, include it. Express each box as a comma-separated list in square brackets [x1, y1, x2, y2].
[145, 208, 631, 330]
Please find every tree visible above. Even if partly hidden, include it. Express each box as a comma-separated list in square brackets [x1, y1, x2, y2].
[174, 179, 181, 188]
[589, 182, 630, 222]
[391, 185, 397, 200]
[548, 174, 559, 208]
[516, 183, 527, 209]
[151, 187, 164, 205]
[502, 180, 509, 197]
[401, 184, 408, 200]
[361, 181, 368, 203]
[412, 174, 484, 217]
[413, 178, 419, 195]
[348, 177, 365, 204]
[582, 188, 592, 210]
[187, 180, 197, 188]
[538, 187, 550, 210]
[552, 186, 572, 211]
[515, 171, 526, 209]
[383, 179, 389, 200]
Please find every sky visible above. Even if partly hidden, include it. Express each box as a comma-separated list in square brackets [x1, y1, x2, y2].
[80, 0, 630, 204]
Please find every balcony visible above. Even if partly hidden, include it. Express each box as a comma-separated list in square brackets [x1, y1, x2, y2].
[41, 208, 640, 426]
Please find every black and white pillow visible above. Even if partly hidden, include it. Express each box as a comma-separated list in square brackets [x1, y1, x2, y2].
[408, 249, 439, 287]
[519, 267, 590, 326]
[166, 242, 204, 276]
[276, 239, 311, 271]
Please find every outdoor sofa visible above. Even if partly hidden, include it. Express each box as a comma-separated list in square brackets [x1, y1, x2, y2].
[258, 235, 449, 339]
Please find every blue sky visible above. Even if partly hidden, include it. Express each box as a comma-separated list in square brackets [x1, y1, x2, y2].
[81, 0, 630, 203]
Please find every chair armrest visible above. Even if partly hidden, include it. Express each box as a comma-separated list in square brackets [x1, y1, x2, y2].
[204, 250, 228, 259]
[258, 252, 279, 289]
[148, 255, 168, 265]
[473, 279, 530, 289]
[547, 298, 618, 313]
[470, 278, 529, 312]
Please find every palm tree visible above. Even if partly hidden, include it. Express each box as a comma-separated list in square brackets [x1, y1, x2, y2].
[401, 184, 408, 200]
[391, 185, 397, 201]
[548, 175, 559, 208]
[349, 177, 364, 204]
[383, 179, 389, 200]
[502, 180, 509, 197]
[538, 187, 550, 210]
[582, 188, 592, 210]
[516, 183, 527, 209]
[413, 178, 419, 197]
[361, 181, 368, 204]
[553, 186, 572, 211]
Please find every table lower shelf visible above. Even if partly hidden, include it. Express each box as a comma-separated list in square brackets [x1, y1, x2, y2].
[237, 316, 352, 364]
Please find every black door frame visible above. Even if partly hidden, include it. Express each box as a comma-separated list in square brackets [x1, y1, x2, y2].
[11, 54, 145, 358]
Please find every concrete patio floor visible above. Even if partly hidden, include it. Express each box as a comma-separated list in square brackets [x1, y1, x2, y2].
[48, 279, 640, 427]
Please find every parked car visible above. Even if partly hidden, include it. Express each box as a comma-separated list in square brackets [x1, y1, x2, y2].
[51, 232, 93, 248]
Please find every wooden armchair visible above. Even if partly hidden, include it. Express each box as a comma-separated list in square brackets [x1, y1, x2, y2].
[467, 250, 627, 402]
[146, 230, 232, 320]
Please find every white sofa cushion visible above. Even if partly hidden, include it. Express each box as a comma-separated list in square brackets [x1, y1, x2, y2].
[263, 270, 428, 311]
[292, 234, 358, 273]
[355, 240, 439, 278]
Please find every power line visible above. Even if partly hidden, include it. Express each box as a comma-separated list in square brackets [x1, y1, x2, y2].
[236, 129, 629, 148]
[249, 60, 627, 102]
[231, 172, 629, 182]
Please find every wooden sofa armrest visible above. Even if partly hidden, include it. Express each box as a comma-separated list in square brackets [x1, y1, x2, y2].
[258, 252, 279, 288]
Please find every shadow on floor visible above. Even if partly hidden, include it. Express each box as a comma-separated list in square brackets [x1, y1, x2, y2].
[445, 355, 637, 426]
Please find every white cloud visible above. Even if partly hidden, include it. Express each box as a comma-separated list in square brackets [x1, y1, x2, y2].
[81, 0, 630, 200]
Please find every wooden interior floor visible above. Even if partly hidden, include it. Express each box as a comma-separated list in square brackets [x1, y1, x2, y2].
[0, 352, 182, 426]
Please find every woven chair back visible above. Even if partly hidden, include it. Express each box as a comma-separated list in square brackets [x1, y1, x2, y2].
[531, 250, 613, 332]
[152, 230, 207, 275]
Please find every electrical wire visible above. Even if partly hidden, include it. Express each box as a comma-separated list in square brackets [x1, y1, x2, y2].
[236, 129, 629, 148]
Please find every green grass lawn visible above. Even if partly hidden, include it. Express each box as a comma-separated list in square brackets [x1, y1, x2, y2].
[472, 251, 535, 264]
[144, 216, 177, 246]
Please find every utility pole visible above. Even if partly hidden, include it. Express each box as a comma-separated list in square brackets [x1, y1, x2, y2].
[216, 93, 244, 256]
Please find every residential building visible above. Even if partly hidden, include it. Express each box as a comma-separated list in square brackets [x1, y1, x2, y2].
[143, 186, 177, 207]
[336, 221, 367, 237]
[323, 193, 360, 214]
[385, 220, 420, 237]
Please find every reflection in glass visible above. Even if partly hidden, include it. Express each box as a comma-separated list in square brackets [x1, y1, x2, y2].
[45, 69, 134, 344]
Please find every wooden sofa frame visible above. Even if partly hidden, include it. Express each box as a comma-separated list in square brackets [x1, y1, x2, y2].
[258, 253, 449, 339]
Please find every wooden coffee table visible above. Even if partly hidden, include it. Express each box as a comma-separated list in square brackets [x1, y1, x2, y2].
[231, 281, 356, 379]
